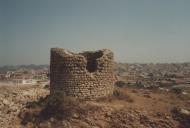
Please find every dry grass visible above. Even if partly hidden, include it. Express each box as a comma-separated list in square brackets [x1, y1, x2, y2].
[18, 86, 190, 128]
[20, 95, 103, 126]
[96, 87, 134, 103]
[113, 88, 134, 102]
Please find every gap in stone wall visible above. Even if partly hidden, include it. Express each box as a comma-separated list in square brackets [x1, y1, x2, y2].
[82, 51, 103, 73]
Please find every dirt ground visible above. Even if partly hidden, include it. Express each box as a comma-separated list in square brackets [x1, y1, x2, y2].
[0, 85, 190, 128]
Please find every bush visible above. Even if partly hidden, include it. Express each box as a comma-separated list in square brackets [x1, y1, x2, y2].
[115, 81, 127, 88]
[171, 87, 183, 94]
[97, 88, 134, 103]
[113, 88, 134, 102]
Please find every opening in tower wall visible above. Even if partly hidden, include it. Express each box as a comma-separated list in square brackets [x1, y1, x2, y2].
[82, 51, 103, 73]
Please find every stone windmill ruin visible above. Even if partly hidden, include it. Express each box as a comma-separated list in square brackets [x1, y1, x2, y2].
[50, 48, 115, 100]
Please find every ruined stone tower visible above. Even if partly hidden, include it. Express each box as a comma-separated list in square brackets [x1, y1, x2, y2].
[50, 48, 114, 100]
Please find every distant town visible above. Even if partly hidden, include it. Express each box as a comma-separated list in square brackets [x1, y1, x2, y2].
[115, 63, 190, 93]
[0, 65, 49, 86]
[0, 63, 190, 92]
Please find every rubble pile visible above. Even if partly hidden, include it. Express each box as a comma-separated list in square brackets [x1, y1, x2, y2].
[20, 101, 177, 128]
[172, 107, 190, 127]
[0, 85, 48, 128]
[109, 108, 176, 128]
[60, 105, 177, 128]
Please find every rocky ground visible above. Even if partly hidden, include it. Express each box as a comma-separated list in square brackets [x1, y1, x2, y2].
[0, 85, 49, 128]
[0, 84, 190, 128]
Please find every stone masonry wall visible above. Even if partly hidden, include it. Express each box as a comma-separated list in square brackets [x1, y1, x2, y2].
[50, 48, 115, 100]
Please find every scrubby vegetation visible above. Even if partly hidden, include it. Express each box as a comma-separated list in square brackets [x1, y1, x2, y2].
[115, 80, 144, 89]
[96, 87, 134, 103]
[1, 85, 190, 128]
[171, 87, 183, 94]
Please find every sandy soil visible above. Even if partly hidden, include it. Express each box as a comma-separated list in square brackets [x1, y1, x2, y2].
[0, 85, 190, 128]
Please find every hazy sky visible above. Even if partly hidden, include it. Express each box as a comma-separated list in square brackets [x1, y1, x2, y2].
[0, 0, 190, 66]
